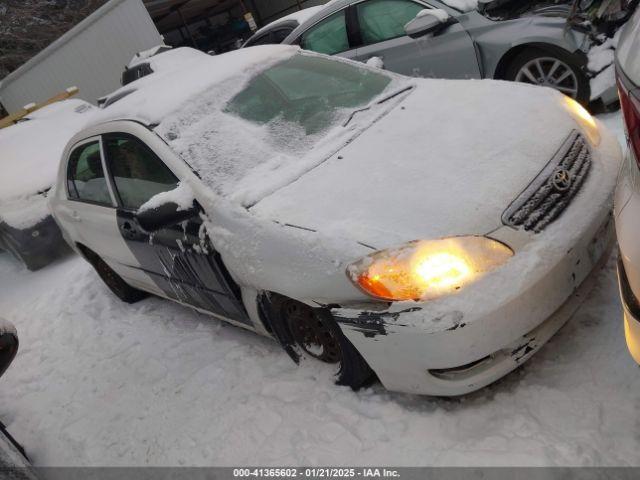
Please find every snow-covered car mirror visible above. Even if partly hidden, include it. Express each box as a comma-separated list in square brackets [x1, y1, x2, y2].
[136, 201, 199, 233]
[404, 9, 452, 39]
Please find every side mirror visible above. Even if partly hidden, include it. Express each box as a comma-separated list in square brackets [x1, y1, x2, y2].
[404, 9, 453, 39]
[136, 201, 200, 232]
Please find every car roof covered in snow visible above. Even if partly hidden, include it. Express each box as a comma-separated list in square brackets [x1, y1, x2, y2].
[0, 98, 95, 202]
[128, 46, 208, 72]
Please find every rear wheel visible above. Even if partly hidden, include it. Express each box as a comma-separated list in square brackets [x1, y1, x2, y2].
[270, 295, 375, 390]
[80, 247, 148, 304]
[505, 47, 590, 104]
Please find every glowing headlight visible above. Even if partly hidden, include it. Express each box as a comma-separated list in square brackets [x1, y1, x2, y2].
[347, 236, 513, 301]
[563, 96, 600, 146]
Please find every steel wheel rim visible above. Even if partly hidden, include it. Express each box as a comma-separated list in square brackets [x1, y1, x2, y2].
[515, 57, 579, 98]
[284, 302, 342, 364]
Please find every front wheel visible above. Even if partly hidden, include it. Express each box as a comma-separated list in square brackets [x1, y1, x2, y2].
[505, 48, 590, 104]
[81, 247, 148, 304]
[268, 294, 375, 390]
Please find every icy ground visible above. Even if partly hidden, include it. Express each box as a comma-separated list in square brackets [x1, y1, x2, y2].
[0, 113, 638, 467]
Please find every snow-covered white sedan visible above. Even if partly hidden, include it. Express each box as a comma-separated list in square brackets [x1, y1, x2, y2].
[0, 99, 95, 270]
[50, 45, 621, 396]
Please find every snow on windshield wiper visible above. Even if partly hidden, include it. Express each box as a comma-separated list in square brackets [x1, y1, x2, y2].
[342, 85, 415, 127]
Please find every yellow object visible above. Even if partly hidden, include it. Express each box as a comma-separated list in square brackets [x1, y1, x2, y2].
[0, 86, 79, 129]
[563, 96, 600, 146]
[348, 236, 513, 301]
[624, 312, 640, 364]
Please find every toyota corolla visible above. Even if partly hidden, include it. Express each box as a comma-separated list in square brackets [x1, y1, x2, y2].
[50, 46, 621, 396]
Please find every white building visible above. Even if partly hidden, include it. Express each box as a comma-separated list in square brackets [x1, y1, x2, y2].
[0, 0, 163, 112]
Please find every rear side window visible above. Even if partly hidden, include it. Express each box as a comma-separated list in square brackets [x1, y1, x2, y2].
[300, 10, 349, 55]
[356, 0, 424, 45]
[67, 141, 113, 206]
[103, 134, 179, 211]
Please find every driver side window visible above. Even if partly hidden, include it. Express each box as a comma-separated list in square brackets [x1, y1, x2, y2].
[300, 10, 350, 55]
[356, 0, 425, 45]
[103, 134, 179, 211]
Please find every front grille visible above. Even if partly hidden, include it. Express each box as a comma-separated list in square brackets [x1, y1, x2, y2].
[502, 131, 591, 233]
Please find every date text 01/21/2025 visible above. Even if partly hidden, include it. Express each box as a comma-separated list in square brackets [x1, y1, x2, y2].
[232, 468, 401, 478]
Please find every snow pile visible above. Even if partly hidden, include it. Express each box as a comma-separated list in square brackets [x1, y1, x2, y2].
[416, 8, 450, 22]
[588, 30, 622, 100]
[440, 0, 478, 12]
[0, 99, 95, 228]
[138, 182, 195, 213]
[140, 47, 208, 73]
[365, 56, 384, 69]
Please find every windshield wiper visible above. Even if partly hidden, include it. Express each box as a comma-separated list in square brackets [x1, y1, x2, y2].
[342, 106, 372, 127]
[375, 85, 415, 105]
[342, 85, 415, 127]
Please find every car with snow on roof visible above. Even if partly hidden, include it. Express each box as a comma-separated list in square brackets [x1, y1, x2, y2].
[0, 99, 95, 270]
[50, 45, 621, 396]
[276, 0, 625, 107]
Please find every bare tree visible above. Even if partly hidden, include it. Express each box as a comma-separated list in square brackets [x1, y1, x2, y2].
[0, 0, 109, 79]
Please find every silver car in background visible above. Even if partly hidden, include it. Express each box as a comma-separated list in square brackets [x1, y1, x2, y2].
[281, 0, 615, 105]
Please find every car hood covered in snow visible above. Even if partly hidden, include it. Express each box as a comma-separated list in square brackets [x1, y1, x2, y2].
[250, 80, 580, 248]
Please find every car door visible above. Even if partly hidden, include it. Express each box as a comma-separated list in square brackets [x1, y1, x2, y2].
[352, 0, 481, 79]
[63, 137, 152, 286]
[296, 8, 360, 61]
[101, 132, 250, 325]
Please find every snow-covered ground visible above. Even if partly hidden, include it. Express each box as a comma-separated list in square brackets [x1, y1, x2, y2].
[0, 112, 638, 467]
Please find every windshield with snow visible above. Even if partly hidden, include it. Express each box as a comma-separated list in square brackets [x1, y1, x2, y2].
[225, 54, 392, 135]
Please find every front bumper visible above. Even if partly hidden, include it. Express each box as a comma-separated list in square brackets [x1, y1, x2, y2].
[334, 214, 614, 396]
[332, 125, 620, 396]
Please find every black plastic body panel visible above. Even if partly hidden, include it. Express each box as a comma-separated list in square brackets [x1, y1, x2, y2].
[0, 215, 70, 271]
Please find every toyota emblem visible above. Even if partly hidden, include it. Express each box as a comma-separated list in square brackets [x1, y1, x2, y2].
[552, 169, 572, 192]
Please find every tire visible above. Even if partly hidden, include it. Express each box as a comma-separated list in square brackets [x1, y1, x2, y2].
[267, 294, 375, 390]
[0, 331, 18, 379]
[504, 47, 590, 105]
[80, 247, 148, 304]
